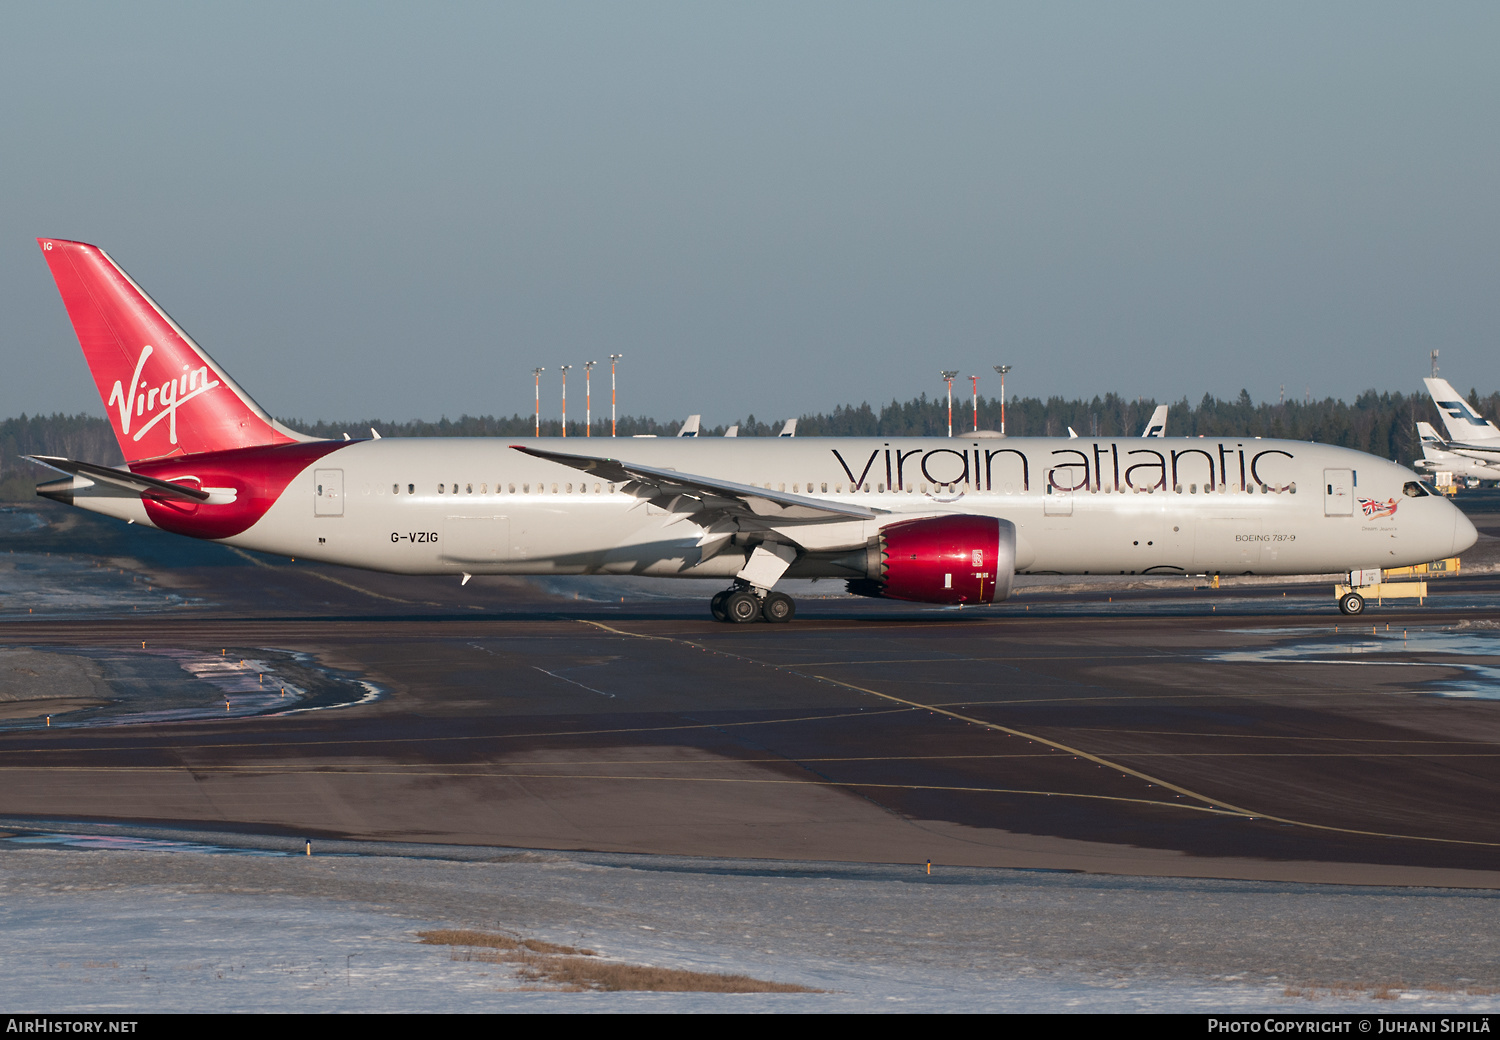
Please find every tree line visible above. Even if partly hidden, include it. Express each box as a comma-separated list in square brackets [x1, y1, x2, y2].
[4, 388, 1496, 500]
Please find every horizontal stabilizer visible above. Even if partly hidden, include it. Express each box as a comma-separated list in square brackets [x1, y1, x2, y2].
[24, 455, 209, 501]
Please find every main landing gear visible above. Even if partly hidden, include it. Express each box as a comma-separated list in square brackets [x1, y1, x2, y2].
[710, 584, 796, 624]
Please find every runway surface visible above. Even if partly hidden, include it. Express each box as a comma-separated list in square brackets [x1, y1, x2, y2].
[6, 495, 1500, 887]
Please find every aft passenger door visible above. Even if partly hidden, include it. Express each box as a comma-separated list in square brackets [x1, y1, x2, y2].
[314, 468, 344, 517]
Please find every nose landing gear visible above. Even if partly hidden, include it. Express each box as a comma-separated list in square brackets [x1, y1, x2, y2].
[709, 585, 796, 623]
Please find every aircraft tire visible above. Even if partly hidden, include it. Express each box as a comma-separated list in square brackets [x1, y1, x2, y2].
[1338, 592, 1366, 616]
[762, 591, 795, 624]
[710, 590, 731, 622]
[725, 590, 762, 624]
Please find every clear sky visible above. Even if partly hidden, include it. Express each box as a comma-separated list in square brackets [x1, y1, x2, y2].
[4, 2, 1498, 427]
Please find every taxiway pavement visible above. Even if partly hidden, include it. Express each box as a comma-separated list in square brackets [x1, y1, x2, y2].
[5, 498, 1500, 886]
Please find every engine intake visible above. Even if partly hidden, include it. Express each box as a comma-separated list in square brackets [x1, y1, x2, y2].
[848, 515, 1016, 604]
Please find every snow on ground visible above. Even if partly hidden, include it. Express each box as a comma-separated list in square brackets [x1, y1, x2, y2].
[0, 553, 195, 618]
[1, 829, 1498, 1013]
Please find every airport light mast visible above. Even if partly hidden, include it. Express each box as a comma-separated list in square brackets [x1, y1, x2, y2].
[970, 375, 979, 433]
[993, 365, 1011, 436]
[609, 354, 623, 437]
[533, 367, 545, 437]
[941, 370, 959, 438]
[559, 364, 571, 438]
[583, 360, 597, 437]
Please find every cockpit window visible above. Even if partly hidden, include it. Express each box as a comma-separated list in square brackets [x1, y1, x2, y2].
[1402, 481, 1431, 498]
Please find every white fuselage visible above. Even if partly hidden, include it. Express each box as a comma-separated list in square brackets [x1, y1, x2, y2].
[68, 435, 1476, 583]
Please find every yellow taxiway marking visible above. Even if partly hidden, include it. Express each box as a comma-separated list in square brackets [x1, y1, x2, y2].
[0, 765, 1244, 818]
[1066, 727, 1500, 745]
[225, 546, 426, 604]
[581, 619, 1259, 813]
[576, 618, 1500, 849]
[0, 707, 913, 757]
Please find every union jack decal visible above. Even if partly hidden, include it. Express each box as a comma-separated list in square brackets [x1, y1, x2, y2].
[1359, 497, 1398, 519]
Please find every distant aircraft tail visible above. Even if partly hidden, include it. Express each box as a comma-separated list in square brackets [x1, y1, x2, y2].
[1415, 421, 1444, 445]
[1424, 377, 1500, 445]
[1140, 405, 1168, 438]
[37, 238, 312, 464]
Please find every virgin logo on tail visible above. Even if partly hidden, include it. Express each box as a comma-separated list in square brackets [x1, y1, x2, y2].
[107, 344, 221, 445]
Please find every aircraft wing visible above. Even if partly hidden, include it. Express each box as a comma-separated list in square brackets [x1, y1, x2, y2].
[1442, 441, 1500, 460]
[510, 445, 883, 522]
[24, 455, 210, 501]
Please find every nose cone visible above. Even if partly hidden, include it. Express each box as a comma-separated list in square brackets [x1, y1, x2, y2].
[1451, 503, 1478, 557]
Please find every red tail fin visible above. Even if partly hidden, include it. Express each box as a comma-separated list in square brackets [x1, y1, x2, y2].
[37, 238, 309, 463]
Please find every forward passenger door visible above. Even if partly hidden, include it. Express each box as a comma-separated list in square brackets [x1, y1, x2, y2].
[1324, 469, 1354, 517]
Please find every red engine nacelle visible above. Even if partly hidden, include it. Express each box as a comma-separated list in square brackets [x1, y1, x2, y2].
[854, 515, 1017, 605]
